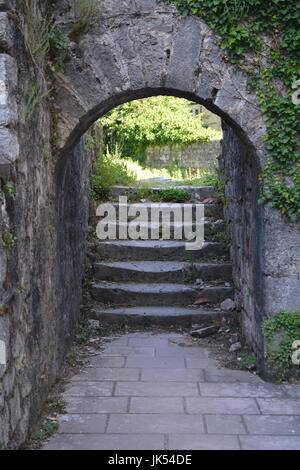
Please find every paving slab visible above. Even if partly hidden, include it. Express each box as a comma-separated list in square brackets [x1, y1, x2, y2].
[87, 356, 126, 368]
[64, 396, 128, 414]
[115, 381, 199, 397]
[239, 435, 300, 450]
[204, 415, 247, 434]
[100, 346, 155, 357]
[243, 415, 300, 435]
[186, 397, 260, 414]
[125, 356, 185, 368]
[64, 381, 114, 397]
[71, 367, 139, 381]
[284, 384, 300, 398]
[204, 368, 264, 383]
[44, 434, 165, 450]
[57, 414, 107, 434]
[168, 434, 240, 450]
[199, 382, 285, 398]
[107, 414, 205, 434]
[141, 368, 205, 382]
[42, 332, 300, 451]
[257, 398, 300, 415]
[129, 397, 185, 414]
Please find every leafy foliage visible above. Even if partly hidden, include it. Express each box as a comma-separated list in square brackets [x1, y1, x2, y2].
[136, 187, 189, 203]
[90, 137, 220, 200]
[158, 0, 300, 220]
[0, 229, 16, 249]
[91, 145, 136, 199]
[48, 24, 69, 72]
[264, 310, 300, 381]
[101, 96, 220, 163]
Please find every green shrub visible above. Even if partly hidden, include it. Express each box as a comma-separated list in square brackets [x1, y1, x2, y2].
[264, 310, 300, 382]
[136, 187, 189, 202]
[154, 188, 189, 202]
[91, 146, 136, 199]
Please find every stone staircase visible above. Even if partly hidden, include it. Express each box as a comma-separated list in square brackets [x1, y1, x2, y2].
[87, 185, 234, 327]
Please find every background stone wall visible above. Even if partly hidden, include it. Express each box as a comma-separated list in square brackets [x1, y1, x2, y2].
[219, 123, 265, 359]
[145, 140, 221, 169]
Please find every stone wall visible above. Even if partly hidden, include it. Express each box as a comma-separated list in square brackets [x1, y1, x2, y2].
[0, 0, 94, 448]
[145, 140, 220, 169]
[220, 124, 300, 366]
[219, 124, 265, 359]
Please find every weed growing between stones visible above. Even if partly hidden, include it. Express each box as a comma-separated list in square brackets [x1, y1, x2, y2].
[0, 230, 16, 249]
[21, 82, 50, 124]
[71, 0, 98, 38]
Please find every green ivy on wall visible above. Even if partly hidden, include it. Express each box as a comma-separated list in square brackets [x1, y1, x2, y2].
[158, 0, 300, 221]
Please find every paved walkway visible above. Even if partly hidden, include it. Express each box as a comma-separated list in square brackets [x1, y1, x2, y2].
[43, 332, 300, 450]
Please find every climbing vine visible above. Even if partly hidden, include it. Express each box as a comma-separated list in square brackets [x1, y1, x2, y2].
[158, 0, 300, 220]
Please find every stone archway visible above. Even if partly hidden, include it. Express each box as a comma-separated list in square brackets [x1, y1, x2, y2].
[52, 0, 280, 363]
[0, 0, 299, 449]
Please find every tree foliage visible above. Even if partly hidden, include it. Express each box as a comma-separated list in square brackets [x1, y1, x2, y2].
[101, 96, 220, 162]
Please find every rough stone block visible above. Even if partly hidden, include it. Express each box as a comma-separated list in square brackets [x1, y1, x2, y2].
[0, 13, 13, 51]
[0, 127, 19, 163]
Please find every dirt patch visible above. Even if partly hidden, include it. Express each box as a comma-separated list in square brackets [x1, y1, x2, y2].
[185, 313, 258, 373]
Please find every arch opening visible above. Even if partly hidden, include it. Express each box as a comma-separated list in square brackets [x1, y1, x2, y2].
[56, 88, 260, 183]
[55, 90, 264, 365]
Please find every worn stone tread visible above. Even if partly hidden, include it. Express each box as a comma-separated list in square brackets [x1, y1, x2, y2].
[89, 305, 229, 326]
[95, 240, 229, 261]
[90, 282, 233, 306]
[93, 261, 232, 283]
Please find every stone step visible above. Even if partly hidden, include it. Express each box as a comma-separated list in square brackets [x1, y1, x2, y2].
[93, 261, 232, 283]
[90, 282, 233, 306]
[96, 220, 225, 241]
[98, 202, 223, 220]
[108, 185, 215, 202]
[88, 305, 229, 327]
[95, 240, 229, 261]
